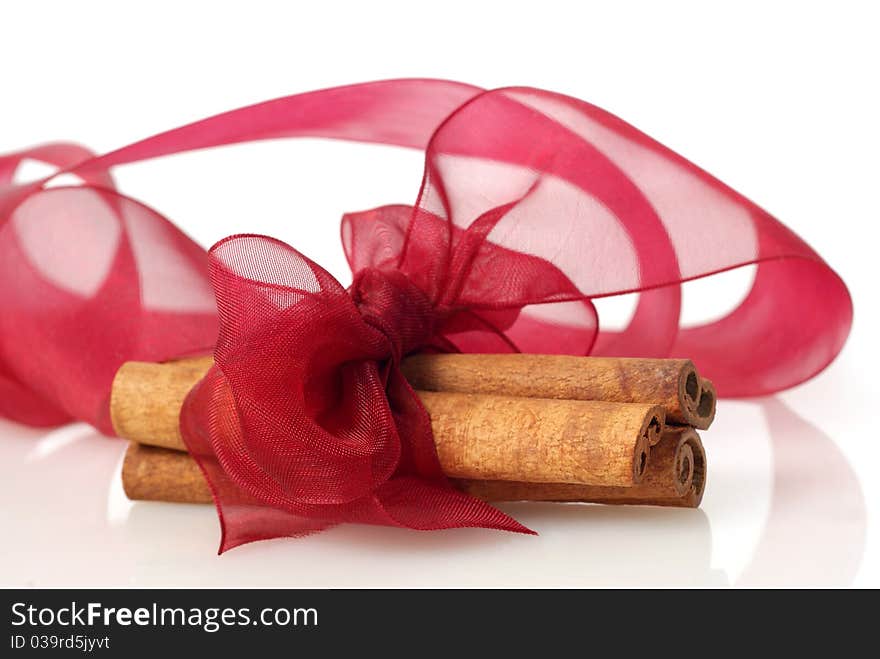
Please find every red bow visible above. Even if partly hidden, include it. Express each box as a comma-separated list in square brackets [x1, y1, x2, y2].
[182, 231, 543, 551]
[0, 80, 852, 550]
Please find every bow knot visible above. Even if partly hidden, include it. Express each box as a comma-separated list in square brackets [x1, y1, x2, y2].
[350, 267, 441, 363]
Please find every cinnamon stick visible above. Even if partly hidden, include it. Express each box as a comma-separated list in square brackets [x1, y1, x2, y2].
[110, 356, 213, 452]
[420, 391, 661, 485]
[401, 354, 716, 429]
[122, 442, 213, 504]
[456, 427, 706, 508]
[111, 359, 665, 487]
[112, 355, 714, 452]
[121, 427, 704, 508]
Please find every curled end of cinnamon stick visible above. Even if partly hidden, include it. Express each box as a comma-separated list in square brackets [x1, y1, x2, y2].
[632, 405, 665, 483]
[695, 378, 716, 430]
[673, 442, 695, 497]
[644, 407, 665, 447]
[634, 435, 649, 483]
[676, 362, 716, 430]
[665, 427, 707, 505]
[679, 362, 701, 418]
[682, 428, 707, 507]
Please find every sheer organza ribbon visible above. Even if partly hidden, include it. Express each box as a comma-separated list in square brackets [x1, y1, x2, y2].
[0, 80, 852, 550]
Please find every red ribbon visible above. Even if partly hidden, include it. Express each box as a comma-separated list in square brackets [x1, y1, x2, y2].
[0, 80, 852, 550]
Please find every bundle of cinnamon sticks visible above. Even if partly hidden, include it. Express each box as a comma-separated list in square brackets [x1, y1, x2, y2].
[114, 354, 713, 511]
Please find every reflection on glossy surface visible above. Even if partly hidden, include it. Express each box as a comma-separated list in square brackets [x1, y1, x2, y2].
[736, 399, 866, 586]
[122, 500, 722, 587]
[0, 392, 867, 587]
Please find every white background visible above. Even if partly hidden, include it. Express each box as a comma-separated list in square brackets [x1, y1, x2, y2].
[1, 0, 877, 587]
